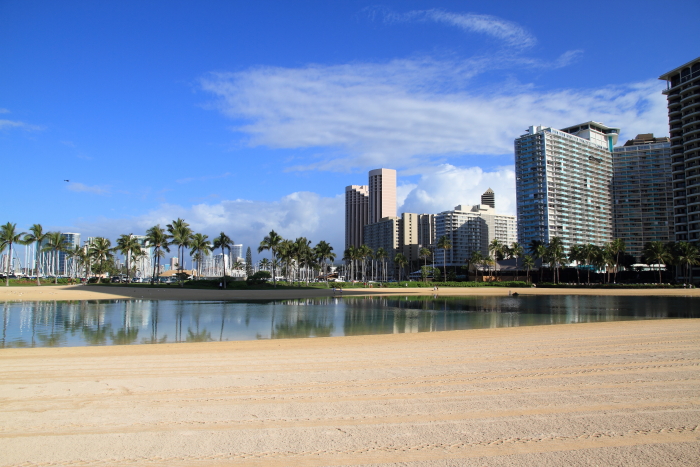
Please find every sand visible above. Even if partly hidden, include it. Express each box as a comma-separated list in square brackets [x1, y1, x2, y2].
[1, 284, 699, 302]
[1, 318, 699, 466]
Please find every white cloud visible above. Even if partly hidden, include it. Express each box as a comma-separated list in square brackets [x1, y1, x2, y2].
[380, 8, 536, 49]
[400, 164, 516, 216]
[0, 108, 9, 114]
[202, 62, 668, 172]
[0, 117, 43, 131]
[71, 191, 346, 259]
[177, 172, 232, 184]
[67, 182, 110, 195]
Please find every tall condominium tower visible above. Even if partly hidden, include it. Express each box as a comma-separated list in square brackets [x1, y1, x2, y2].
[514, 122, 619, 252]
[57, 233, 81, 275]
[368, 168, 397, 224]
[345, 184, 369, 249]
[481, 188, 495, 209]
[659, 56, 700, 243]
[613, 134, 673, 261]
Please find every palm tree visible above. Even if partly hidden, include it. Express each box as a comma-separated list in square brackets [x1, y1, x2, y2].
[258, 230, 283, 287]
[189, 233, 212, 280]
[394, 253, 408, 282]
[277, 239, 294, 283]
[42, 231, 69, 284]
[470, 250, 483, 281]
[547, 237, 565, 284]
[116, 234, 142, 283]
[522, 255, 535, 283]
[568, 245, 583, 284]
[436, 235, 452, 279]
[488, 239, 503, 280]
[212, 232, 233, 288]
[580, 243, 597, 285]
[358, 244, 373, 282]
[643, 241, 670, 284]
[23, 224, 48, 285]
[418, 247, 431, 282]
[610, 238, 626, 282]
[510, 242, 524, 281]
[375, 247, 388, 282]
[675, 242, 700, 285]
[529, 240, 547, 283]
[314, 240, 335, 285]
[166, 218, 192, 286]
[145, 225, 170, 284]
[0, 223, 27, 286]
[89, 237, 113, 283]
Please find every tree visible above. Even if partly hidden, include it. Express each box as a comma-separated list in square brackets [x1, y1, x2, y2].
[470, 250, 484, 281]
[258, 230, 283, 287]
[522, 255, 535, 283]
[610, 238, 626, 282]
[642, 241, 671, 284]
[116, 234, 142, 283]
[212, 232, 233, 289]
[394, 253, 408, 282]
[568, 245, 583, 284]
[314, 240, 335, 285]
[23, 224, 48, 286]
[510, 242, 524, 282]
[0, 223, 27, 286]
[42, 231, 69, 284]
[529, 240, 547, 283]
[88, 237, 113, 283]
[675, 242, 700, 285]
[189, 233, 211, 279]
[145, 225, 170, 284]
[375, 247, 388, 282]
[419, 247, 431, 283]
[547, 237, 565, 284]
[166, 218, 192, 286]
[245, 247, 254, 278]
[436, 235, 452, 279]
[358, 244, 373, 282]
[580, 243, 597, 285]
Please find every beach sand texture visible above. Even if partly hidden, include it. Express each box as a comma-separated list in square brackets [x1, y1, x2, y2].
[1, 318, 699, 466]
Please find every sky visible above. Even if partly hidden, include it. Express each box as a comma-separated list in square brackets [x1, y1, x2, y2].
[2, 0, 699, 261]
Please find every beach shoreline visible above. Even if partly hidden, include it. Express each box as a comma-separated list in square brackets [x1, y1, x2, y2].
[1, 284, 699, 302]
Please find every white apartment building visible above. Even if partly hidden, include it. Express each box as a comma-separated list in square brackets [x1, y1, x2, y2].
[515, 122, 619, 252]
[435, 204, 516, 266]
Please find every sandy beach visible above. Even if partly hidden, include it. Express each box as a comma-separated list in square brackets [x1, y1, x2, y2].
[1, 284, 699, 302]
[1, 317, 699, 466]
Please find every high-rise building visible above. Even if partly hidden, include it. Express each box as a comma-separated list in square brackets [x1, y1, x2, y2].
[613, 134, 673, 261]
[514, 122, 619, 252]
[481, 188, 495, 209]
[345, 184, 369, 249]
[368, 168, 397, 224]
[232, 244, 243, 261]
[659, 57, 700, 243]
[434, 204, 516, 267]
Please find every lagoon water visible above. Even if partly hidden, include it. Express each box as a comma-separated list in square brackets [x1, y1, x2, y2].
[1, 295, 698, 348]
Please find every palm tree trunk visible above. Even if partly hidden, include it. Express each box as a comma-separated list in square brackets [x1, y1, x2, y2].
[36, 248, 41, 286]
[5, 243, 12, 286]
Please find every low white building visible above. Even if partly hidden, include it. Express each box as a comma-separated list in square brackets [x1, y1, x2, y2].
[435, 204, 517, 267]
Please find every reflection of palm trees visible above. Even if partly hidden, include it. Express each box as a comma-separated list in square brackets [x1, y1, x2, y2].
[110, 327, 139, 345]
[83, 324, 110, 346]
[186, 328, 212, 342]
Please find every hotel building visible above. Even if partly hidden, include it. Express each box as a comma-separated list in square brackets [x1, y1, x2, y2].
[434, 204, 516, 267]
[659, 56, 700, 243]
[345, 184, 369, 249]
[368, 168, 397, 224]
[514, 122, 619, 252]
[613, 134, 673, 261]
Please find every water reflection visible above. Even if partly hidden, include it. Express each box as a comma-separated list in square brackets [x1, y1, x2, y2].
[1, 295, 698, 348]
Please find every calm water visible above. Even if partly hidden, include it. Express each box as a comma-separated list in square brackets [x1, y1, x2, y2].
[1, 295, 698, 348]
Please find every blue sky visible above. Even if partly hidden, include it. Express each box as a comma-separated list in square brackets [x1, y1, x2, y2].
[2, 0, 699, 259]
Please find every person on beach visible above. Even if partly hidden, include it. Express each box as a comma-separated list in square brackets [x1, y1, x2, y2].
[218, 282, 223, 290]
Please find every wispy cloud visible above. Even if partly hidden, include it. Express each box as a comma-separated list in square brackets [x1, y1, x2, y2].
[373, 8, 536, 49]
[176, 172, 232, 184]
[0, 108, 9, 114]
[67, 182, 110, 195]
[0, 119, 43, 131]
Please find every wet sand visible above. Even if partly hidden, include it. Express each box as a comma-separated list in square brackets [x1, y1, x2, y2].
[1, 319, 699, 466]
[1, 284, 699, 302]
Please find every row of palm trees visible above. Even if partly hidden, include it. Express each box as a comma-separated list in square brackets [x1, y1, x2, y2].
[257, 230, 336, 287]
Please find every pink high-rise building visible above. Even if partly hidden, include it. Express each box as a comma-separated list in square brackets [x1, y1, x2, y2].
[368, 168, 397, 224]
